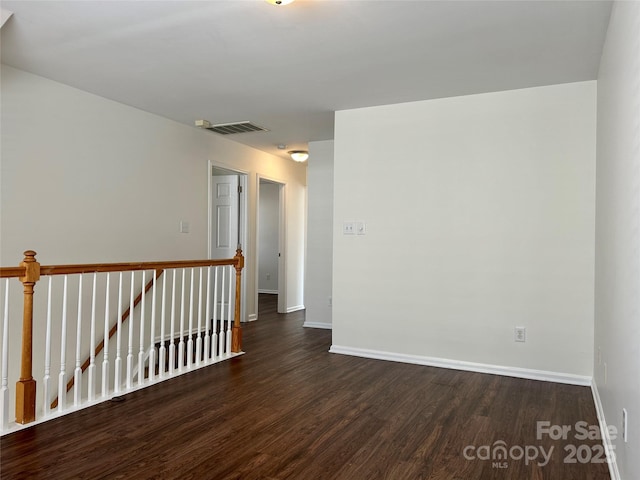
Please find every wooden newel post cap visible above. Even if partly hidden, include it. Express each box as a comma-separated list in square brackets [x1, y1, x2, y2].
[20, 250, 40, 284]
[234, 249, 245, 270]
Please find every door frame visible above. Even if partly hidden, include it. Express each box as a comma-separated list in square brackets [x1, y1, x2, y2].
[208, 160, 248, 322]
[256, 175, 286, 314]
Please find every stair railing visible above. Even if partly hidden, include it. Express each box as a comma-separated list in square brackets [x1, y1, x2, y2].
[0, 249, 244, 433]
[49, 268, 163, 410]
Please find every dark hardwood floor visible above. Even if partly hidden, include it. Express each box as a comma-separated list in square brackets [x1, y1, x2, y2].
[1, 294, 610, 479]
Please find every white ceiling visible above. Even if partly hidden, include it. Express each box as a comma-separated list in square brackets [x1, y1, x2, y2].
[0, 0, 612, 161]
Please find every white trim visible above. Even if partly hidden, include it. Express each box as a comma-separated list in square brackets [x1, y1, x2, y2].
[208, 161, 249, 323]
[247, 313, 258, 322]
[286, 305, 305, 313]
[258, 289, 278, 295]
[328, 345, 592, 386]
[303, 321, 332, 330]
[591, 379, 621, 480]
[277, 183, 286, 314]
[153, 325, 210, 344]
[256, 175, 287, 314]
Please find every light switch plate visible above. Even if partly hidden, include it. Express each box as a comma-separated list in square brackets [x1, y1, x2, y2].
[343, 222, 355, 235]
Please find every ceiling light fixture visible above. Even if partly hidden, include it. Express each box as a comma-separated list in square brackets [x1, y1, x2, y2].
[288, 150, 309, 162]
[265, 0, 295, 5]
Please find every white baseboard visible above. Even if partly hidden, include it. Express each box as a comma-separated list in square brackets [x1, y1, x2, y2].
[247, 313, 258, 322]
[328, 345, 592, 386]
[258, 289, 278, 295]
[591, 379, 621, 480]
[286, 305, 305, 313]
[153, 326, 206, 344]
[303, 321, 332, 330]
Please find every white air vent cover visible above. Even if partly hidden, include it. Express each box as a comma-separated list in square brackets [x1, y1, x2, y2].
[196, 120, 268, 135]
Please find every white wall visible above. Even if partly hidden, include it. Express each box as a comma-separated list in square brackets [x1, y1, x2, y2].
[332, 82, 596, 382]
[0, 65, 307, 320]
[258, 181, 279, 293]
[594, 2, 640, 479]
[0, 64, 307, 419]
[304, 140, 334, 329]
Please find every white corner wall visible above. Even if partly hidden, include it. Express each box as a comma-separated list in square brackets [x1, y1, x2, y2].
[304, 140, 334, 329]
[594, 2, 640, 479]
[332, 82, 596, 382]
[0, 65, 307, 318]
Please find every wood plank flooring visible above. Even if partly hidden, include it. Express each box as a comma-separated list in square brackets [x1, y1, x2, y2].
[1, 294, 610, 479]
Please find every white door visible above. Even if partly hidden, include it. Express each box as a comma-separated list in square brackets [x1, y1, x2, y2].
[211, 174, 239, 259]
[211, 174, 240, 322]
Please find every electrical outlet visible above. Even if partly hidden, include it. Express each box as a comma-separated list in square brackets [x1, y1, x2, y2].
[328, 296, 332, 307]
[514, 327, 526, 343]
[623, 408, 628, 442]
[266, 273, 271, 280]
[179, 221, 189, 233]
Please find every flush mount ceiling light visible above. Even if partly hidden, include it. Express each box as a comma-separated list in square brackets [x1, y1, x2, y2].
[265, 0, 295, 5]
[288, 150, 309, 162]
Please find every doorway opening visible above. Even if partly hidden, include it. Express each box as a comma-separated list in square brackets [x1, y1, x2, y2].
[257, 177, 285, 317]
[209, 163, 248, 322]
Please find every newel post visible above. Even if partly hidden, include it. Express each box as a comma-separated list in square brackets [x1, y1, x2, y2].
[16, 250, 40, 424]
[231, 248, 244, 353]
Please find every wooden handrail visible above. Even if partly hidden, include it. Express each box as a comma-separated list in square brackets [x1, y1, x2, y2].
[39, 258, 241, 276]
[1, 259, 241, 279]
[0, 267, 27, 278]
[50, 269, 164, 410]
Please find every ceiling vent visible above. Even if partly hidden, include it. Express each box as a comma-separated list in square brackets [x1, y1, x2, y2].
[195, 120, 268, 135]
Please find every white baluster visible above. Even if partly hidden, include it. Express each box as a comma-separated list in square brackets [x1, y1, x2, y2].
[226, 265, 233, 354]
[138, 271, 146, 386]
[219, 267, 225, 356]
[73, 275, 83, 406]
[159, 272, 167, 377]
[169, 270, 176, 375]
[126, 271, 135, 389]
[1, 279, 11, 429]
[187, 269, 194, 369]
[114, 272, 123, 393]
[148, 272, 157, 382]
[42, 277, 53, 416]
[58, 275, 68, 412]
[101, 273, 110, 398]
[88, 273, 97, 401]
[212, 267, 219, 358]
[195, 268, 203, 366]
[178, 269, 186, 371]
[204, 267, 211, 362]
